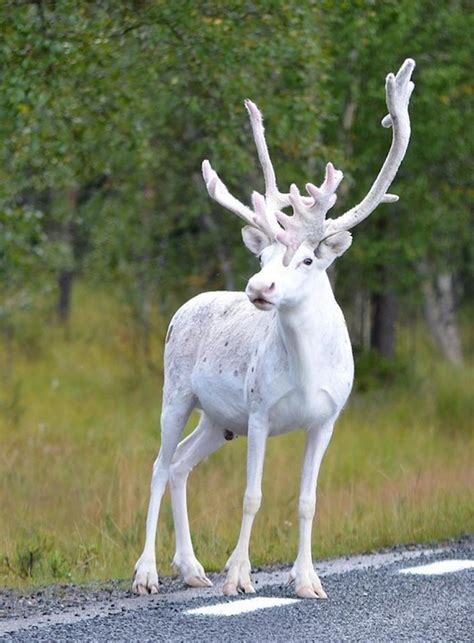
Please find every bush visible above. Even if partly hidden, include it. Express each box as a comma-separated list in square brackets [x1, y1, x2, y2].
[354, 349, 414, 392]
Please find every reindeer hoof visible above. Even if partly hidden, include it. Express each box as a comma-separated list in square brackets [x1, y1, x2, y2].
[289, 566, 327, 599]
[295, 584, 327, 599]
[185, 574, 213, 588]
[223, 581, 238, 596]
[172, 555, 213, 589]
[223, 557, 255, 595]
[296, 585, 318, 599]
[132, 558, 159, 595]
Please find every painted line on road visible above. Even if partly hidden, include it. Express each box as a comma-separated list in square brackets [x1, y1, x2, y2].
[186, 597, 298, 616]
[399, 559, 474, 575]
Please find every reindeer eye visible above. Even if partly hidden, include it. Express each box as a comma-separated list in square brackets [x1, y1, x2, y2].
[303, 258, 313, 266]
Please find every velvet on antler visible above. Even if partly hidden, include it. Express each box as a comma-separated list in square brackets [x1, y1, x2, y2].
[202, 58, 415, 265]
[325, 58, 415, 235]
[275, 162, 344, 264]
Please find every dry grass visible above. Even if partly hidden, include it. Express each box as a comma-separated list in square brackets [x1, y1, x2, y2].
[0, 285, 472, 588]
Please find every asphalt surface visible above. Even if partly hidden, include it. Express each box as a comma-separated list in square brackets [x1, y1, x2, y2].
[1, 540, 472, 642]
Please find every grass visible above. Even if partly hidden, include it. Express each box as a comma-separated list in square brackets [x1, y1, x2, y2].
[0, 284, 473, 589]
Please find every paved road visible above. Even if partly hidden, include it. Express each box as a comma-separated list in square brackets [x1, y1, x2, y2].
[1, 541, 473, 641]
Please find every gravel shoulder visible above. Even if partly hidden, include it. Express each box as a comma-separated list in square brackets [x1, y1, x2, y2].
[1, 534, 471, 627]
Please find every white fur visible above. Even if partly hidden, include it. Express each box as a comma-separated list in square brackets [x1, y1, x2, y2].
[133, 240, 353, 599]
[133, 59, 415, 599]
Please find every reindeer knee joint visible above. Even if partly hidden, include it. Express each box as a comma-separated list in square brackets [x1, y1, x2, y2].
[169, 462, 189, 489]
[243, 492, 262, 515]
[299, 497, 315, 521]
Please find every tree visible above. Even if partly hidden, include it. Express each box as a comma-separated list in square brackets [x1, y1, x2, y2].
[1, 1, 334, 327]
[320, 0, 472, 361]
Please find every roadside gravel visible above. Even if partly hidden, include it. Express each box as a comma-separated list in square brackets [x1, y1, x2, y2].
[1, 534, 471, 623]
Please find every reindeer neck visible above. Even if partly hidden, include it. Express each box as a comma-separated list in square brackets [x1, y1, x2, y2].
[275, 272, 340, 383]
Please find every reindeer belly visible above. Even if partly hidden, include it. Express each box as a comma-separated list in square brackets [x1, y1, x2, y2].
[192, 370, 249, 433]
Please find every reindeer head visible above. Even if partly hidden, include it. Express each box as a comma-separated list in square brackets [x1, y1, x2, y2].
[203, 59, 415, 311]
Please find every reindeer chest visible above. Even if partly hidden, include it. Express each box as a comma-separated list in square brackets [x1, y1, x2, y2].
[245, 334, 353, 435]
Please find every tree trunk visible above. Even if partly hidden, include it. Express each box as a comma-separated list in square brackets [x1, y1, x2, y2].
[418, 261, 463, 365]
[55, 189, 79, 324]
[371, 289, 397, 359]
[57, 270, 75, 324]
[350, 289, 371, 350]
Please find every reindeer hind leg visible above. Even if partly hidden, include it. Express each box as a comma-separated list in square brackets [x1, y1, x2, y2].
[170, 414, 227, 587]
[132, 394, 196, 595]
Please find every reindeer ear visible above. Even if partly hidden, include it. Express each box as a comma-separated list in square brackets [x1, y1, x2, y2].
[314, 231, 352, 266]
[242, 226, 272, 256]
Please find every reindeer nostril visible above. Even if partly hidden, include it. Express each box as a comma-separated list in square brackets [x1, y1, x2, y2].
[268, 282, 275, 291]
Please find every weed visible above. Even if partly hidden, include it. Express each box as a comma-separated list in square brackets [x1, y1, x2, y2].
[0, 380, 24, 427]
[48, 550, 70, 579]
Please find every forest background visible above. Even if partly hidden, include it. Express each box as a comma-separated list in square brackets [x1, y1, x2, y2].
[0, 0, 472, 588]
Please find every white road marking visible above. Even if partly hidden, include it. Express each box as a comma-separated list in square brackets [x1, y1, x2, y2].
[186, 597, 298, 616]
[399, 559, 474, 575]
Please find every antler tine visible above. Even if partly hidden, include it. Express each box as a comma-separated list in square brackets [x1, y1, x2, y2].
[245, 99, 290, 210]
[326, 58, 415, 235]
[306, 162, 344, 213]
[202, 101, 289, 242]
[252, 191, 281, 240]
[202, 159, 256, 227]
[202, 160, 280, 241]
[275, 162, 344, 265]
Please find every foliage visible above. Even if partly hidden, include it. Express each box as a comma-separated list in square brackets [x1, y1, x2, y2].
[320, 0, 473, 296]
[0, 1, 335, 311]
[353, 349, 412, 392]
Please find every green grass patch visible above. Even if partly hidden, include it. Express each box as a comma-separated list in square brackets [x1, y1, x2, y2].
[0, 284, 472, 588]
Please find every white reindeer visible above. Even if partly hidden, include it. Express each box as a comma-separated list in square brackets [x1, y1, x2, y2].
[133, 59, 415, 599]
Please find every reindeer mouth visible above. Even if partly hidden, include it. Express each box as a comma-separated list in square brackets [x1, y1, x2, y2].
[251, 297, 274, 310]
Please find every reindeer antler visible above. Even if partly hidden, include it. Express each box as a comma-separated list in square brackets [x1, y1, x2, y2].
[202, 100, 286, 244]
[202, 100, 341, 261]
[202, 58, 415, 263]
[275, 162, 344, 264]
[326, 58, 415, 235]
[202, 159, 256, 227]
[244, 100, 291, 212]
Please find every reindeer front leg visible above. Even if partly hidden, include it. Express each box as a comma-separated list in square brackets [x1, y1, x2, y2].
[289, 422, 334, 599]
[223, 417, 268, 595]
